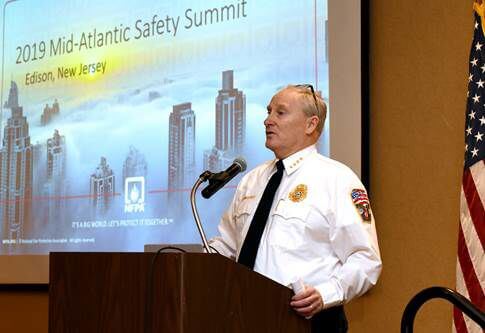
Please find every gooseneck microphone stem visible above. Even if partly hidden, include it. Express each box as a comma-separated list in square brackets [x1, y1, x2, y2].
[190, 172, 212, 254]
[191, 158, 246, 253]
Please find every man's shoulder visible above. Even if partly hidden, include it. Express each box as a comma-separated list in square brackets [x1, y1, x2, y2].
[304, 154, 368, 199]
[308, 153, 358, 179]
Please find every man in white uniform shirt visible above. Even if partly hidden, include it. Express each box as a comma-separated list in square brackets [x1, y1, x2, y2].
[209, 85, 382, 332]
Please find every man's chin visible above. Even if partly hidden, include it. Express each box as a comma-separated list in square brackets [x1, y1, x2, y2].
[265, 140, 277, 153]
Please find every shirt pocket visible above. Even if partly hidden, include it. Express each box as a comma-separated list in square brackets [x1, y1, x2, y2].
[234, 198, 256, 233]
[268, 199, 310, 250]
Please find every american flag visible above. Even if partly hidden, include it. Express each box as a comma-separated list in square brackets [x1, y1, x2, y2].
[351, 189, 369, 205]
[453, 7, 485, 333]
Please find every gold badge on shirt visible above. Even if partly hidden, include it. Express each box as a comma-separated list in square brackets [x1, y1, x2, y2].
[289, 184, 308, 202]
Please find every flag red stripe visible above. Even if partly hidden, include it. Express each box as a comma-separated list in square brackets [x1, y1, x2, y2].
[453, 306, 469, 333]
[457, 225, 485, 310]
[462, 167, 485, 248]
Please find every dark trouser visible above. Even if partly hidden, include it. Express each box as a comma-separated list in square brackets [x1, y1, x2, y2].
[311, 305, 348, 333]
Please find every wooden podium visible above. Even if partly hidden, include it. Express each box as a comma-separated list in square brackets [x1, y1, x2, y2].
[49, 252, 310, 332]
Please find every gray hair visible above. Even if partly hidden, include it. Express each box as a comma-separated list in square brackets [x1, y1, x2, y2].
[285, 85, 327, 134]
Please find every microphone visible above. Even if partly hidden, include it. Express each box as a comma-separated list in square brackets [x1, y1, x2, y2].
[201, 157, 247, 199]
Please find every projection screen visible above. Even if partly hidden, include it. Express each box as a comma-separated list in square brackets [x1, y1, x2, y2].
[0, 0, 364, 283]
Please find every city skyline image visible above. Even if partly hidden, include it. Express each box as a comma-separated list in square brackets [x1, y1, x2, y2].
[0, 0, 329, 253]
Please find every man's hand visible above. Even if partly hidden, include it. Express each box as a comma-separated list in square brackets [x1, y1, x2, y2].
[290, 285, 324, 318]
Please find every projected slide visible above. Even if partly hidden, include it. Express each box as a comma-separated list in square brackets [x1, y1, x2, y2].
[0, 0, 328, 254]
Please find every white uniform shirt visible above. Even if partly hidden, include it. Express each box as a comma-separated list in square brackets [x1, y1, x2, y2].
[209, 145, 382, 308]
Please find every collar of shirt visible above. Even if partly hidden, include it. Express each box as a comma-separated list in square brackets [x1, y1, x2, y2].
[275, 144, 318, 176]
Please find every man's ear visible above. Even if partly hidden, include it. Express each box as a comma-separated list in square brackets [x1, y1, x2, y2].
[305, 116, 319, 135]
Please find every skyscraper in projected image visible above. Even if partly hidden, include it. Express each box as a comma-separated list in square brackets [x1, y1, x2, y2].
[43, 129, 67, 227]
[0, 81, 33, 241]
[90, 157, 115, 215]
[122, 146, 147, 193]
[168, 102, 195, 213]
[204, 70, 246, 172]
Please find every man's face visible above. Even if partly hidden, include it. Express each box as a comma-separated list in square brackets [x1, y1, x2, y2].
[264, 88, 311, 159]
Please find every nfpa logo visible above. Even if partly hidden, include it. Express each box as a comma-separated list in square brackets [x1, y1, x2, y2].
[124, 176, 145, 213]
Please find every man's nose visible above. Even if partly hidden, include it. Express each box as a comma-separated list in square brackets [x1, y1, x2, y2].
[264, 113, 274, 127]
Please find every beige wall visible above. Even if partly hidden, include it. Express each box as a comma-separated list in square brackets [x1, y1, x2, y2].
[0, 1, 474, 332]
[347, 0, 471, 332]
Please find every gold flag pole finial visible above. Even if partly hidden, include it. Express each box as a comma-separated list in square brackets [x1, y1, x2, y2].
[474, 0, 485, 35]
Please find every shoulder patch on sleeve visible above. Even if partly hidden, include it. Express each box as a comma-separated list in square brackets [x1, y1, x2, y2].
[351, 189, 372, 223]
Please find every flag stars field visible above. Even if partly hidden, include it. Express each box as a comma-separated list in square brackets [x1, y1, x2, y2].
[474, 131, 483, 141]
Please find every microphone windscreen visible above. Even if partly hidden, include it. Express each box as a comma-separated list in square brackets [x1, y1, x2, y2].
[234, 157, 247, 172]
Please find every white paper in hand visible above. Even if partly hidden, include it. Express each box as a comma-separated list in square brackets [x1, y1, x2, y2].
[291, 279, 312, 319]
[291, 278, 306, 294]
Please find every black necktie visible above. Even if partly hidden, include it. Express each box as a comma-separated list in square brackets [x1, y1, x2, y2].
[237, 160, 285, 269]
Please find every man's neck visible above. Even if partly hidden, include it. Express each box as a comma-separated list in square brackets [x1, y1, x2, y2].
[275, 142, 316, 160]
[275, 142, 317, 160]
